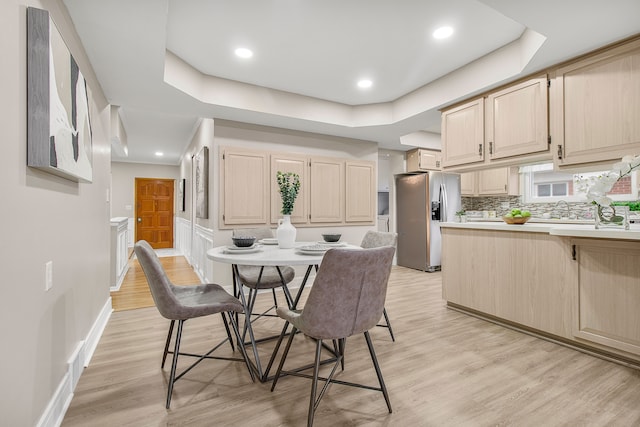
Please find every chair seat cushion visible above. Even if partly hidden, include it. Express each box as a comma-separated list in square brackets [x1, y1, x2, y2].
[236, 265, 295, 289]
[170, 283, 244, 320]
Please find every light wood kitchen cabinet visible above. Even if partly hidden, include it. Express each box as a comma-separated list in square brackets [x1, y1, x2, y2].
[572, 239, 640, 357]
[220, 146, 374, 227]
[460, 172, 476, 196]
[309, 157, 344, 223]
[460, 167, 519, 196]
[441, 98, 485, 167]
[220, 148, 269, 225]
[270, 154, 308, 225]
[486, 75, 549, 160]
[345, 161, 375, 222]
[478, 167, 510, 195]
[441, 228, 575, 339]
[553, 38, 640, 167]
[406, 148, 441, 171]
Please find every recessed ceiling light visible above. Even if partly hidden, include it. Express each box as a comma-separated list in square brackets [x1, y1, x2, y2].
[155, 152, 164, 156]
[357, 79, 373, 89]
[433, 26, 454, 40]
[235, 47, 253, 59]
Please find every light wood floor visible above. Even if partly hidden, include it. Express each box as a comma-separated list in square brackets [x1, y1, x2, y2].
[65, 262, 640, 426]
[111, 255, 200, 311]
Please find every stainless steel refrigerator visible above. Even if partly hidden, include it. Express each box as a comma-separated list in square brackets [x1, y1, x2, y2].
[395, 172, 461, 272]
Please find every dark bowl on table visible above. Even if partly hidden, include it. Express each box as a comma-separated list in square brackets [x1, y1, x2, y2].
[321, 233, 342, 243]
[232, 236, 256, 247]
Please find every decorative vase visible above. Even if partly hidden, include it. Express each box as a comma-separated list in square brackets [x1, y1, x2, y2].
[594, 204, 629, 230]
[277, 215, 297, 248]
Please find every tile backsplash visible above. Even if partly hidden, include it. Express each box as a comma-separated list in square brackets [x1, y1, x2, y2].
[462, 196, 595, 219]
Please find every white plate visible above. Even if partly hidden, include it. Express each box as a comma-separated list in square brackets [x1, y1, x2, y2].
[316, 241, 346, 247]
[296, 248, 327, 256]
[259, 238, 279, 245]
[224, 247, 262, 255]
[299, 244, 330, 252]
[225, 244, 258, 252]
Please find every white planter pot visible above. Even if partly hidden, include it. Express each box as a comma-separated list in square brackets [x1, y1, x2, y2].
[277, 215, 297, 248]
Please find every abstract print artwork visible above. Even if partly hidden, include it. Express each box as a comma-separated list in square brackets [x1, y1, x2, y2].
[27, 7, 93, 182]
[195, 147, 209, 219]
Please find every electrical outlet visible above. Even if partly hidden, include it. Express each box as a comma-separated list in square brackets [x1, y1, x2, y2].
[45, 261, 53, 291]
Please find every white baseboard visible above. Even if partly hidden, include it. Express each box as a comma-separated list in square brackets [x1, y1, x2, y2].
[35, 297, 113, 427]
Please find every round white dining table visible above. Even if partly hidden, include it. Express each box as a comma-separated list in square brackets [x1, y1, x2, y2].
[206, 241, 336, 267]
[206, 241, 358, 381]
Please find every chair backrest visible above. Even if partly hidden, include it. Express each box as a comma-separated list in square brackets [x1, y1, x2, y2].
[233, 227, 273, 241]
[134, 240, 182, 320]
[299, 247, 395, 340]
[360, 230, 397, 249]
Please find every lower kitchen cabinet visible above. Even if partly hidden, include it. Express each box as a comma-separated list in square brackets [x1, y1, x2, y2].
[442, 225, 640, 362]
[572, 239, 640, 356]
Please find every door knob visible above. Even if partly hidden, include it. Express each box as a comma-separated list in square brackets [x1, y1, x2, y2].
[137, 218, 142, 222]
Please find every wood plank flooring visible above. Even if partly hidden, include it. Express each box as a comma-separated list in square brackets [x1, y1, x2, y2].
[65, 263, 640, 426]
[111, 255, 200, 312]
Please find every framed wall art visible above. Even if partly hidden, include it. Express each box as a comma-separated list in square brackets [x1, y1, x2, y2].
[27, 7, 93, 183]
[178, 178, 186, 212]
[195, 147, 209, 219]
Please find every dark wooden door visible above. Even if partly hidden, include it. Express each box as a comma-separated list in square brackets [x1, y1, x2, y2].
[135, 178, 174, 249]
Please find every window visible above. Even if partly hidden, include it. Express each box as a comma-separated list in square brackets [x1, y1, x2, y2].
[521, 163, 638, 203]
[536, 182, 568, 197]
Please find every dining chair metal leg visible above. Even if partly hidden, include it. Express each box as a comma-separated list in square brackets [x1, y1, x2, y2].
[162, 320, 175, 369]
[227, 310, 256, 383]
[236, 285, 263, 378]
[220, 312, 235, 351]
[379, 308, 395, 341]
[166, 319, 184, 409]
[364, 330, 392, 413]
[270, 324, 298, 391]
[308, 339, 323, 427]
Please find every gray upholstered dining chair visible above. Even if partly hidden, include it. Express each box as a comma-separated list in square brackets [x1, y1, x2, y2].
[134, 240, 254, 409]
[232, 227, 296, 378]
[361, 230, 398, 341]
[270, 246, 396, 427]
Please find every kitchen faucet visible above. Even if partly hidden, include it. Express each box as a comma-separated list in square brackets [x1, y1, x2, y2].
[554, 200, 571, 219]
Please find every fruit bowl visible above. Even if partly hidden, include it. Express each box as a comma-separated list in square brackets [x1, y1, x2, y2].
[502, 216, 531, 224]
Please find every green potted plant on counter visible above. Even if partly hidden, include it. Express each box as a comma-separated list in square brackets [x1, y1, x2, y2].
[455, 210, 466, 223]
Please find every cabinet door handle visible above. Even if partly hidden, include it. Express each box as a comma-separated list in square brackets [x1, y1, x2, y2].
[478, 143, 483, 156]
[557, 145, 563, 159]
[489, 141, 493, 154]
[571, 244, 576, 260]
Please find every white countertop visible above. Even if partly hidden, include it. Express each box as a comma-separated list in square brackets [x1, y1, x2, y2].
[440, 221, 640, 241]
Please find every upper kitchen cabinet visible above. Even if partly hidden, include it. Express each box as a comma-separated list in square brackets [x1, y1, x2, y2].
[270, 154, 308, 225]
[441, 98, 485, 168]
[461, 167, 519, 197]
[486, 75, 549, 160]
[220, 146, 376, 228]
[553, 38, 640, 168]
[309, 157, 344, 223]
[460, 172, 476, 196]
[345, 161, 375, 223]
[406, 148, 442, 171]
[220, 148, 269, 225]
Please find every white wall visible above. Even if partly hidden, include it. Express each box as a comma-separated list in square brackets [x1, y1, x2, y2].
[1, 1, 112, 425]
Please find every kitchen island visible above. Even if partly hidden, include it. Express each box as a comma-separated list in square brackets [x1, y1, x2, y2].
[440, 221, 640, 365]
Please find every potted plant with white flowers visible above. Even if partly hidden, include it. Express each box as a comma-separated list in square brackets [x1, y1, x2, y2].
[276, 171, 301, 248]
[576, 154, 640, 230]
